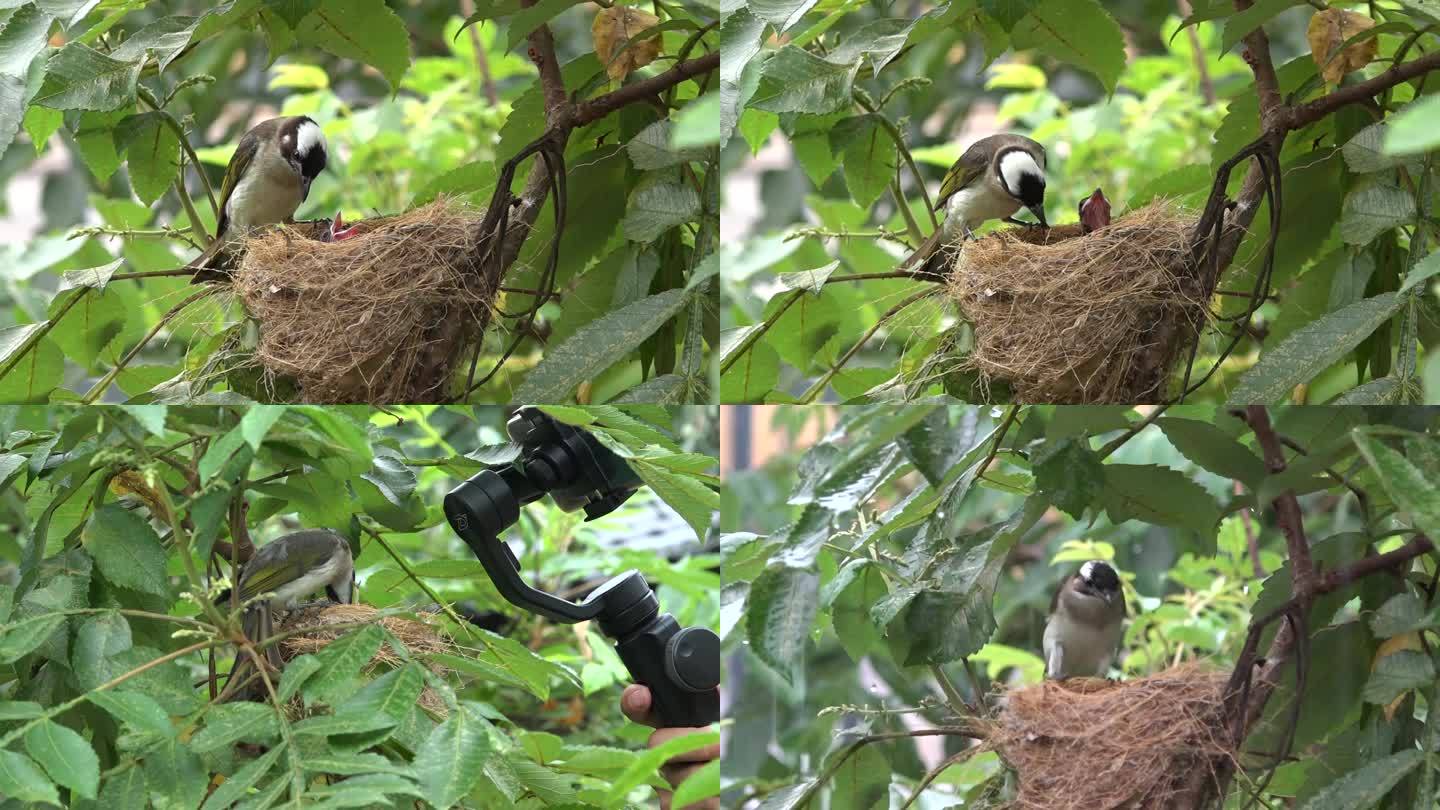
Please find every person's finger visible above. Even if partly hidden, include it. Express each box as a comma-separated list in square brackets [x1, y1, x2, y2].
[648, 727, 721, 763]
[621, 684, 661, 728]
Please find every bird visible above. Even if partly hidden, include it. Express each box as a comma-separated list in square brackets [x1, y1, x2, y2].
[216, 530, 354, 699]
[900, 133, 1049, 277]
[1042, 559, 1126, 680]
[187, 115, 329, 282]
[1078, 187, 1111, 234]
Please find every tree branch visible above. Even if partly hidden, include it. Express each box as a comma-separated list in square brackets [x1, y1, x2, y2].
[1243, 405, 1314, 593]
[1286, 50, 1440, 129]
[572, 52, 719, 128]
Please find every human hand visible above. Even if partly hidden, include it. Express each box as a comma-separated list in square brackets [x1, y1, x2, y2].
[620, 684, 720, 810]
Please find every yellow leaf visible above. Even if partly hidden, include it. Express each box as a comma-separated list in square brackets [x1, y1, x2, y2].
[592, 6, 661, 82]
[1307, 8, 1377, 85]
[109, 470, 171, 524]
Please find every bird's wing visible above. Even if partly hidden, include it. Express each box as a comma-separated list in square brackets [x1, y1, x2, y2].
[212, 122, 269, 240]
[934, 143, 990, 209]
[235, 531, 343, 602]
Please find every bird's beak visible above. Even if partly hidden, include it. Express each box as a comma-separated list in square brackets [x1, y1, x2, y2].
[1027, 203, 1048, 228]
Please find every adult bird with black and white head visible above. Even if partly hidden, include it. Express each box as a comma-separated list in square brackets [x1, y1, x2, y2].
[1042, 559, 1127, 680]
[188, 115, 329, 281]
[901, 133, 1048, 276]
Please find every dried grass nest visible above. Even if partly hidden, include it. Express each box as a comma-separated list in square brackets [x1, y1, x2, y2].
[275, 603, 452, 716]
[944, 200, 1208, 403]
[231, 199, 500, 404]
[991, 664, 1235, 810]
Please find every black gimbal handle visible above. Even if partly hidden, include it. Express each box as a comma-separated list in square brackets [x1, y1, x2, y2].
[443, 409, 719, 728]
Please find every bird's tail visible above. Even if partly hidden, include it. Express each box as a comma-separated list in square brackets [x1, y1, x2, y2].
[185, 238, 231, 284]
[219, 604, 283, 702]
[898, 227, 945, 278]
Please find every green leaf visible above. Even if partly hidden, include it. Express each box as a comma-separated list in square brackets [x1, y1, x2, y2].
[263, 0, 320, 29]
[830, 561, 887, 661]
[113, 111, 179, 205]
[1101, 464, 1221, 540]
[298, 0, 411, 89]
[1221, 0, 1302, 53]
[1297, 749, 1423, 810]
[0, 72, 21, 160]
[1363, 648, 1436, 706]
[1383, 94, 1440, 156]
[622, 181, 701, 241]
[824, 18, 913, 76]
[1011, 0, 1125, 93]
[1370, 593, 1440, 637]
[1352, 428, 1440, 538]
[32, 42, 141, 111]
[342, 662, 425, 722]
[505, 0, 585, 52]
[748, 0, 815, 32]
[87, 690, 173, 736]
[1342, 120, 1423, 174]
[277, 653, 322, 702]
[198, 424, 247, 482]
[672, 92, 720, 149]
[1340, 179, 1416, 245]
[719, 337, 777, 403]
[747, 565, 818, 683]
[628, 119, 707, 170]
[629, 459, 717, 540]
[413, 159, 496, 206]
[293, 711, 398, 737]
[0, 749, 59, 805]
[82, 504, 169, 596]
[109, 15, 202, 74]
[1225, 293, 1403, 406]
[1032, 437, 1104, 519]
[750, 45, 856, 115]
[25, 719, 99, 799]
[1400, 248, 1440, 292]
[199, 743, 285, 810]
[0, 5, 54, 77]
[1157, 417, 1266, 487]
[190, 703, 281, 753]
[669, 759, 720, 810]
[891, 538, 1007, 665]
[602, 729, 719, 805]
[303, 624, 385, 705]
[414, 706, 491, 809]
[0, 613, 64, 663]
[239, 404, 286, 449]
[980, 0, 1037, 31]
[829, 742, 889, 810]
[830, 114, 895, 209]
[515, 288, 691, 401]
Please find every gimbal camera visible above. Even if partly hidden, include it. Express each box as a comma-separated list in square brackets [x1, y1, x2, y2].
[444, 408, 720, 728]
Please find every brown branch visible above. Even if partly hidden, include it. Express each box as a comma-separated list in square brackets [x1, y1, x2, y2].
[573, 52, 719, 129]
[1286, 50, 1440, 129]
[459, 0, 501, 106]
[1243, 405, 1314, 593]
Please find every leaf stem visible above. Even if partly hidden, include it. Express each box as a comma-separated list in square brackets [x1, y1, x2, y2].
[797, 286, 938, 402]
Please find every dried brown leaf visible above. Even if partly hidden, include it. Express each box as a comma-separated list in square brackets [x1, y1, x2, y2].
[592, 6, 661, 82]
[1308, 8, 1377, 85]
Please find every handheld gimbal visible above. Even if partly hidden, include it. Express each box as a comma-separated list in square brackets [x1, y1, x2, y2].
[443, 408, 720, 728]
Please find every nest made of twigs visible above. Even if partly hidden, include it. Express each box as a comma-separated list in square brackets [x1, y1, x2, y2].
[232, 199, 500, 404]
[276, 604, 452, 716]
[992, 664, 1235, 810]
[945, 200, 1207, 403]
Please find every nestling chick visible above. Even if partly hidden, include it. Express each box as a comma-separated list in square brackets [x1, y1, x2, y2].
[1043, 560, 1126, 680]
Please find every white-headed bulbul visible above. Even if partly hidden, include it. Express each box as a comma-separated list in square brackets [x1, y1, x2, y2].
[901, 133, 1048, 277]
[1043, 559, 1126, 680]
[189, 115, 328, 282]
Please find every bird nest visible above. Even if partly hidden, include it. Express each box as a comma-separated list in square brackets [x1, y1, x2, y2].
[992, 664, 1235, 810]
[231, 199, 500, 404]
[275, 604, 452, 716]
[944, 200, 1207, 403]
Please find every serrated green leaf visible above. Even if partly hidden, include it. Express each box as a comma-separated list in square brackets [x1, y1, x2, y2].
[748, 0, 815, 32]
[750, 45, 856, 115]
[1383, 94, 1440, 155]
[1297, 749, 1423, 810]
[630, 459, 717, 539]
[1341, 180, 1416, 245]
[297, 0, 410, 89]
[0, 749, 59, 805]
[191, 703, 281, 753]
[622, 182, 701, 242]
[414, 706, 491, 809]
[1011, 0, 1125, 92]
[515, 288, 691, 401]
[110, 14, 201, 74]
[1101, 464, 1221, 541]
[1221, 0, 1302, 53]
[199, 743, 285, 810]
[506, 0, 585, 52]
[1226, 293, 1403, 405]
[830, 114, 894, 209]
[32, 42, 141, 111]
[302, 624, 385, 705]
[114, 111, 179, 205]
[0, 5, 54, 78]
[0, 612, 65, 663]
[746, 565, 818, 683]
[25, 719, 99, 799]
[1157, 417, 1266, 487]
[87, 689, 172, 736]
[1033, 437, 1104, 519]
[82, 504, 169, 596]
